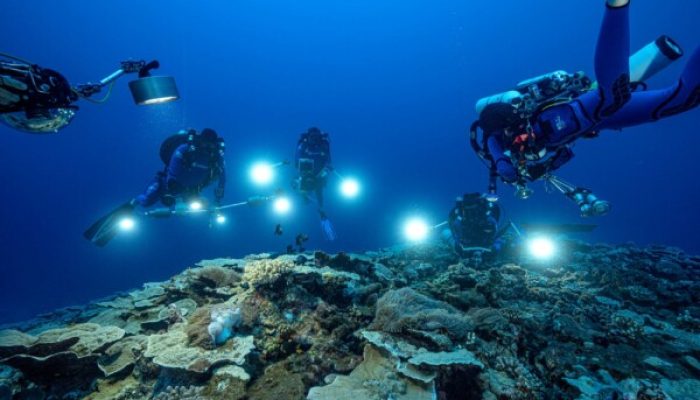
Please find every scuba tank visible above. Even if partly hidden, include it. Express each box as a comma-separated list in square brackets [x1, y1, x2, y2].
[629, 35, 683, 83]
[160, 129, 195, 165]
[475, 70, 592, 122]
[475, 35, 684, 122]
[475, 91, 523, 117]
[471, 35, 685, 198]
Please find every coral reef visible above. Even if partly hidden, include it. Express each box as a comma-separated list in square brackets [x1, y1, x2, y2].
[1, 240, 700, 399]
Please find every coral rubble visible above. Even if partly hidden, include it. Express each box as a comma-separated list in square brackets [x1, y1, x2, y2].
[1, 242, 700, 399]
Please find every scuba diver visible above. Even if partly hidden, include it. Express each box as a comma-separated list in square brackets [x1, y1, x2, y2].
[445, 193, 507, 261]
[0, 53, 178, 133]
[294, 127, 336, 240]
[84, 128, 226, 246]
[470, 0, 700, 217]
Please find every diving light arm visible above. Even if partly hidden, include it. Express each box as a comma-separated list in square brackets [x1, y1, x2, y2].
[545, 175, 577, 195]
[74, 60, 153, 98]
[432, 221, 448, 230]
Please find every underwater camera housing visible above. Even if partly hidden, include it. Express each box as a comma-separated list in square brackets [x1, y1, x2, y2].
[0, 107, 77, 133]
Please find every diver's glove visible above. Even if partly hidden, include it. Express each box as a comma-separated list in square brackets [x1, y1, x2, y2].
[320, 217, 337, 241]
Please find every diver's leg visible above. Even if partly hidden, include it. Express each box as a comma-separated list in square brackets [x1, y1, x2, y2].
[135, 172, 165, 207]
[315, 186, 325, 210]
[599, 47, 700, 129]
[588, 1, 632, 120]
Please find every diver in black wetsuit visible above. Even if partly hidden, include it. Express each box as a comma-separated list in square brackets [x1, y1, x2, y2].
[447, 193, 503, 258]
[294, 127, 337, 240]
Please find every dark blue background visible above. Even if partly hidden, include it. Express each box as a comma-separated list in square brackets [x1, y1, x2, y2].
[1, 0, 699, 323]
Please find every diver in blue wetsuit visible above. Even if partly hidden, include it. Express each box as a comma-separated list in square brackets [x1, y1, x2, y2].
[294, 127, 336, 240]
[136, 128, 226, 207]
[471, 0, 699, 216]
[84, 128, 226, 246]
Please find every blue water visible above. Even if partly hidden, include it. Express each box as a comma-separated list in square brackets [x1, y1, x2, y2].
[1, 0, 699, 323]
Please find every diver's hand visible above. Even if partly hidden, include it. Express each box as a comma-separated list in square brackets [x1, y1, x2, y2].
[526, 163, 548, 180]
[0, 75, 28, 106]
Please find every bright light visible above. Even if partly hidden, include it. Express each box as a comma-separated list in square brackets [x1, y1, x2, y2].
[118, 217, 135, 231]
[250, 162, 275, 186]
[189, 201, 203, 211]
[215, 214, 227, 224]
[141, 96, 178, 105]
[340, 178, 360, 198]
[404, 218, 430, 242]
[273, 197, 292, 215]
[528, 237, 556, 260]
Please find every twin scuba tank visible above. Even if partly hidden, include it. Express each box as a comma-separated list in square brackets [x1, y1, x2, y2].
[475, 71, 592, 123]
[474, 35, 684, 124]
[471, 35, 685, 200]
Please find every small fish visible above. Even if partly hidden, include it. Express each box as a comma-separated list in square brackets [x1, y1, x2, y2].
[275, 224, 284, 236]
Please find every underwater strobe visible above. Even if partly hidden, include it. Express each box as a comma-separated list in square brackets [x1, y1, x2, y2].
[74, 59, 180, 106]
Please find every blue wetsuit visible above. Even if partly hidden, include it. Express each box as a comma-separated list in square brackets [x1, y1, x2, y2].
[136, 143, 226, 207]
[489, 4, 700, 183]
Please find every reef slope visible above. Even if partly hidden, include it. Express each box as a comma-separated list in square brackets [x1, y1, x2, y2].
[2, 240, 700, 399]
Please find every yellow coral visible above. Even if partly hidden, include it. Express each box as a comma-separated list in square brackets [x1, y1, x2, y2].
[243, 259, 294, 286]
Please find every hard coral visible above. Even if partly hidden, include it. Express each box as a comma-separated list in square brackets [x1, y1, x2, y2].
[369, 288, 473, 342]
[196, 266, 241, 289]
[208, 307, 242, 346]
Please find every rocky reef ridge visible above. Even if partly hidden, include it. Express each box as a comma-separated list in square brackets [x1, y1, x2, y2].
[1, 240, 700, 399]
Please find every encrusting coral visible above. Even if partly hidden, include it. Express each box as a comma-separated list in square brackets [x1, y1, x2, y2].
[1, 241, 700, 399]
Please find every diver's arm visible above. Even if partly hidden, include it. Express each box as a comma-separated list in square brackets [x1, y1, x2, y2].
[166, 144, 190, 176]
[323, 141, 332, 168]
[486, 134, 518, 183]
[549, 147, 575, 171]
[215, 159, 226, 201]
[294, 143, 303, 168]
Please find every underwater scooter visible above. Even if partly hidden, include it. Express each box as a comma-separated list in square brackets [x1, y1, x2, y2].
[470, 35, 685, 209]
[0, 54, 179, 133]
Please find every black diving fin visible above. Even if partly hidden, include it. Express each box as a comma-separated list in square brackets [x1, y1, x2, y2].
[83, 201, 136, 247]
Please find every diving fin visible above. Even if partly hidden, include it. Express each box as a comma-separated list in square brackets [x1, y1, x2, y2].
[320, 217, 337, 241]
[84, 201, 136, 247]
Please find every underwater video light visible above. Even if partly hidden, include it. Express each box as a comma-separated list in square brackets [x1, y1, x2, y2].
[128, 61, 179, 105]
[404, 218, 430, 242]
[273, 197, 292, 215]
[189, 201, 203, 211]
[340, 178, 360, 199]
[215, 214, 227, 224]
[250, 162, 275, 186]
[129, 77, 179, 105]
[527, 237, 556, 260]
[118, 217, 135, 231]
